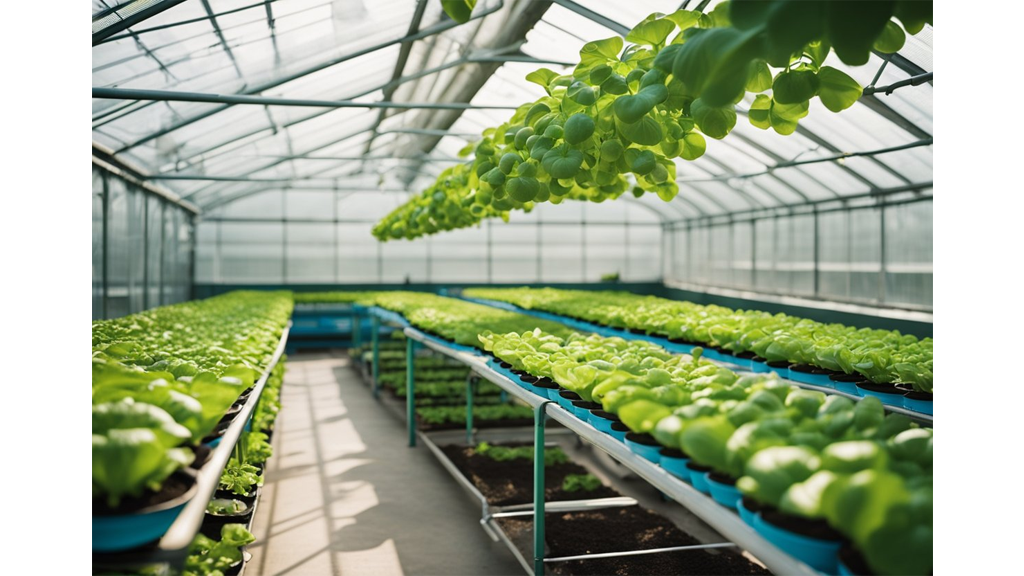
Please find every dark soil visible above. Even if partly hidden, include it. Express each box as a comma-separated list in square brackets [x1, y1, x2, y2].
[499, 507, 771, 576]
[761, 510, 844, 541]
[905, 390, 933, 401]
[766, 360, 791, 369]
[838, 544, 876, 575]
[93, 471, 194, 516]
[708, 472, 737, 486]
[591, 410, 621, 423]
[440, 443, 620, 506]
[855, 381, 904, 395]
[560, 391, 582, 402]
[659, 448, 689, 459]
[789, 363, 819, 374]
[190, 444, 213, 470]
[625, 432, 660, 446]
[734, 351, 757, 360]
[572, 400, 603, 411]
[830, 373, 867, 383]
[686, 462, 712, 473]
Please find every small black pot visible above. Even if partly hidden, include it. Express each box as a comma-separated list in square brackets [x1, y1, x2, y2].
[734, 350, 757, 360]
[558, 390, 582, 402]
[533, 377, 560, 390]
[838, 543, 877, 576]
[766, 360, 791, 369]
[626, 328, 646, 335]
[789, 363, 820, 374]
[498, 361, 513, 370]
[708, 471, 738, 486]
[571, 400, 602, 411]
[201, 499, 255, 539]
[685, 461, 712, 473]
[520, 374, 539, 384]
[659, 447, 689, 459]
[215, 487, 259, 506]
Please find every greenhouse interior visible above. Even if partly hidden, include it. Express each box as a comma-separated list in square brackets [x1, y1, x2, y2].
[89, 1, 936, 575]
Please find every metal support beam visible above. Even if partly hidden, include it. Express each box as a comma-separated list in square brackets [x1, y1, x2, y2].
[113, 0, 506, 152]
[863, 72, 933, 96]
[93, 87, 520, 111]
[677, 138, 934, 184]
[550, 0, 629, 35]
[93, 0, 189, 45]
[200, 0, 244, 78]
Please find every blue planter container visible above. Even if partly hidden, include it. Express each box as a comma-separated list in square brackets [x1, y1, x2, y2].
[706, 476, 742, 510]
[203, 435, 223, 448]
[625, 438, 663, 463]
[837, 560, 856, 576]
[572, 404, 591, 420]
[750, 359, 772, 374]
[93, 473, 198, 552]
[753, 515, 842, 574]
[690, 470, 712, 494]
[700, 348, 722, 362]
[555, 390, 578, 411]
[588, 412, 617, 434]
[902, 394, 933, 415]
[855, 384, 906, 408]
[728, 356, 754, 371]
[520, 381, 548, 397]
[659, 452, 691, 480]
[544, 387, 562, 402]
[832, 379, 862, 395]
[737, 499, 759, 527]
[788, 369, 836, 388]
[609, 425, 629, 442]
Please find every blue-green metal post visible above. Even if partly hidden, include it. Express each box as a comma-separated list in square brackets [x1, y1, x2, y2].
[352, 310, 362, 348]
[466, 375, 475, 445]
[534, 401, 553, 575]
[371, 316, 380, 399]
[406, 336, 416, 447]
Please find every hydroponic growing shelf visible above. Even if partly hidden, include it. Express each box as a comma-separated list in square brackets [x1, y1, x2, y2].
[92, 1, 934, 574]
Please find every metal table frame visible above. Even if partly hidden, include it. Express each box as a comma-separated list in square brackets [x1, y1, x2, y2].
[399, 326, 819, 576]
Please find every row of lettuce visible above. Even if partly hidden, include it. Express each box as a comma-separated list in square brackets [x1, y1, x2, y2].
[92, 292, 291, 536]
[297, 290, 930, 576]
[465, 287, 933, 394]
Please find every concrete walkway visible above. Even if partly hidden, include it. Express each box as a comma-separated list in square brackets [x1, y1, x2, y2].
[247, 351, 523, 576]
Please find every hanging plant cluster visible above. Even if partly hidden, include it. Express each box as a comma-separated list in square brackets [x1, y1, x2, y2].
[373, 0, 931, 241]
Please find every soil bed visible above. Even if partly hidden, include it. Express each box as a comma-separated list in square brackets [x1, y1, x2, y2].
[440, 443, 619, 506]
[498, 507, 771, 576]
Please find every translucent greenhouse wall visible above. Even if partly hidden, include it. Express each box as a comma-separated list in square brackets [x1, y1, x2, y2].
[92, 164, 194, 319]
[194, 192, 662, 285]
[665, 196, 932, 311]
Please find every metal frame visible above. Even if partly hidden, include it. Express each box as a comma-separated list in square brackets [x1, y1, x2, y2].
[395, 325, 822, 575]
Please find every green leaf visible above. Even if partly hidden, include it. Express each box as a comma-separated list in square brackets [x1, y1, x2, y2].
[761, 1, 827, 67]
[769, 99, 807, 135]
[600, 73, 629, 95]
[665, 9, 702, 31]
[630, 149, 657, 175]
[748, 94, 772, 129]
[618, 400, 672, 433]
[590, 64, 613, 85]
[567, 81, 597, 105]
[613, 84, 668, 124]
[826, 0, 895, 66]
[563, 113, 596, 145]
[772, 69, 820, 104]
[577, 37, 624, 78]
[525, 68, 559, 92]
[745, 60, 772, 93]
[626, 15, 676, 47]
[679, 132, 706, 161]
[93, 429, 193, 507]
[441, 0, 476, 24]
[670, 26, 763, 107]
[817, 66, 863, 112]
[894, 0, 932, 35]
[616, 115, 663, 146]
[690, 98, 736, 139]
[541, 145, 585, 179]
[507, 177, 540, 202]
[873, 19, 906, 53]
[93, 400, 192, 448]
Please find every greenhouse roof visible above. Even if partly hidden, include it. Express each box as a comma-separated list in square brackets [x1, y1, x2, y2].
[92, 0, 933, 222]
